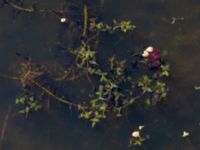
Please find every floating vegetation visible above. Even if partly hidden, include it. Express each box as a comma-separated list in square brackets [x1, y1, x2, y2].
[0, 0, 170, 147]
[15, 96, 41, 117]
[129, 125, 149, 146]
[1, 0, 33, 12]
[95, 20, 136, 33]
[171, 16, 184, 24]
[9, 38, 169, 127]
[1, 0, 169, 126]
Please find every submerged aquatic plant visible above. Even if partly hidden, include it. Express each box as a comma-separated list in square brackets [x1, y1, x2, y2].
[95, 20, 136, 33]
[13, 42, 169, 124]
[15, 96, 41, 117]
[0, 1, 170, 147]
[0, 3, 172, 150]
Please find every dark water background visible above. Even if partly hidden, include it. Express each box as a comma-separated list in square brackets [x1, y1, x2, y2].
[0, 0, 200, 150]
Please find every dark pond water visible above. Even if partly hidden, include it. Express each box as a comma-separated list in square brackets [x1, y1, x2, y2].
[0, 0, 200, 150]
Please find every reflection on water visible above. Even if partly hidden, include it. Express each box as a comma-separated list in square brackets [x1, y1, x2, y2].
[0, 0, 200, 150]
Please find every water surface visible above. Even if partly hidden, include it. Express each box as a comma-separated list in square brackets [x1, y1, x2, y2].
[0, 0, 200, 150]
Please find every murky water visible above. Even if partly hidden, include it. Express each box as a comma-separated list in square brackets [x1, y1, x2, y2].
[0, 0, 200, 150]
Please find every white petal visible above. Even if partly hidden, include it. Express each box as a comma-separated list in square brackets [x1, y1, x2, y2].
[139, 125, 144, 130]
[132, 131, 140, 138]
[182, 131, 189, 137]
[142, 51, 149, 57]
[145, 46, 153, 52]
[60, 18, 66, 23]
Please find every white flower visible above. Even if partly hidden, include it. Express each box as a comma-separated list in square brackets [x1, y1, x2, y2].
[182, 131, 189, 138]
[132, 130, 140, 138]
[142, 50, 149, 57]
[60, 17, 66, 23]
[139, 125, 144, 130]
[145, 46, 154, 52]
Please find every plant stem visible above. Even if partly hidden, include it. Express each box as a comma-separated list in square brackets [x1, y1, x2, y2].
[0, 105, 11, 143]
[83, 4, 88, 37]
[10, 3, 34, 13]
[30, 79, 79, 108]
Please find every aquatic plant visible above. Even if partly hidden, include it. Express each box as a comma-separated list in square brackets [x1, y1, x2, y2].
[2, 0, 173, 146]
[2, 0, 34, 12]
[15, 96, 41, 117]
[95, 20, 136, 33]
[13, 42, 169, 127]
[129, 125, 148, 146]
[0, 1, 170, 147]
[171, 16, 184, 24]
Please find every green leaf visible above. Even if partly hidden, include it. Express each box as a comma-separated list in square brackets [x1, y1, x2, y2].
[128, 98, 136, 104]
[91, 117, 100, 127]
[15, 97, 25, 105]
[99, 103, 107, 111]
[145, 99, 151, 105]
[160, 65, 170, 77]
[194, 86, 200, 90]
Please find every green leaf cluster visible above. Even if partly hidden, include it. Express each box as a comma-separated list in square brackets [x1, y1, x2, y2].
[73, 41, 96, 68]
[15, 96, 41, 116]
[160, 65, 170, 77]
[95, 20, 136, 33]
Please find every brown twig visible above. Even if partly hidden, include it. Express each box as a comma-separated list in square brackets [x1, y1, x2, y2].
[10, 3, 34, 13]
[0, 105, 11, 142]
[83, 4, 88, 37]
[0, 73, 19, 81]
[30, 79, 79, 108]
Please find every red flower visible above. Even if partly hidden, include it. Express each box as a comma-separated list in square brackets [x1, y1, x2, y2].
[147, 48, 160, 62]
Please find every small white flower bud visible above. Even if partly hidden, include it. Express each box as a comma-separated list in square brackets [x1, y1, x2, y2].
[145, 46, 153, 52]
[60, 17, 66, 23]
[132, 131, 140, 138]
[142, 50, 149, 57]
[182, 131, 189, 138]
